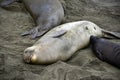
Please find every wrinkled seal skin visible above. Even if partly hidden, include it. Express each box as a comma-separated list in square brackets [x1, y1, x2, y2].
[90, 36, 120, 68]
[0, 0, 64, 39]
[23, 20, 120, 64]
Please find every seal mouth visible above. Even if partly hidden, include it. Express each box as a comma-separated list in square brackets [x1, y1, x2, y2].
[23, 53, 33, 63]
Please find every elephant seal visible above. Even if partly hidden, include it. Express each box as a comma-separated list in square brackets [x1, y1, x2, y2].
[0, 0, 64, 38]
[90, 36, 120, 68]
[23, 20, 120, 64]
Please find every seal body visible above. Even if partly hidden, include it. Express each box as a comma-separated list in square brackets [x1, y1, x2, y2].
[23, 20, 120, 64]
[90, 36, 120, 68]
[0, 0, 64, 38]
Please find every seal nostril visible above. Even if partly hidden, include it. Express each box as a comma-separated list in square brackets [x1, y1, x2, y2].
[85, 26, 89, 30]
[29, 50, 34, 53]
[94, 27, 96, 30]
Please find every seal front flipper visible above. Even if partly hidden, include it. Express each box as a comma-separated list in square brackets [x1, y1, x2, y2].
[52, 30, 67, 38]
[21, 31, 30, 36]
[21, 28, 36, 37]
[21, 27, 43, 39]
[31, 29, 48, 39]
[21, 26, 50, 39]
[0, 0, 20, 7]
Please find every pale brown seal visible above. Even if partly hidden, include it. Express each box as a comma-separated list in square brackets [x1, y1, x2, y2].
[90, 36, 120, 68]
[23, 20, 120, 64]
[0, 0, 64, 38]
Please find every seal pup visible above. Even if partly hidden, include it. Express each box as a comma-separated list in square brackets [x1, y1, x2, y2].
[0, 0, 64, 38]
[90, 36, 120, 68]
[23, 20, 120, 64]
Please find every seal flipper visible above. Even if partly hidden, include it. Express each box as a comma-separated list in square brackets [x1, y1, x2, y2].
[0, 0, 20, 7]
[102, 29, 120, 39]
[52, 30, 67, 38]
[21, 31, 30, 36]
[21, 27, 67, 39]
[21, 27, 48, 39]
[95, 50, 106, 61]
[21, 28, 37, 37]
[31, 29, 48, 39]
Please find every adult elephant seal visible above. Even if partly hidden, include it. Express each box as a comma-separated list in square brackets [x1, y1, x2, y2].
[0, 0, 64, 38]
[23, 20, 120, 64]
[90, 36, 120, 68]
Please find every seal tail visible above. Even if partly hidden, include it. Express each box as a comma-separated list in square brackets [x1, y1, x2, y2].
[102, 29, 120, 39]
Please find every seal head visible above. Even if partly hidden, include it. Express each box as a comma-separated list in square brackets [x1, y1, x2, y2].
[23, 46, 37, 63]
[90, 36, 120, 68]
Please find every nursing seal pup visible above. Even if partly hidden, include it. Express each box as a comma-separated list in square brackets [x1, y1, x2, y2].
[90, 36, 120, 68]
[23, 20, 120, 64]
[0, 0, 64, 38]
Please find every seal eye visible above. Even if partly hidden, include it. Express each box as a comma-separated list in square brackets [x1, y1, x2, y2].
[94, 27, 96, 30]
[85, 26, 89, 30]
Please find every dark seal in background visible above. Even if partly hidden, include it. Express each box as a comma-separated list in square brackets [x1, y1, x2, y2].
[0, 0, 64, 39]
[90, 36, 120, 68]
